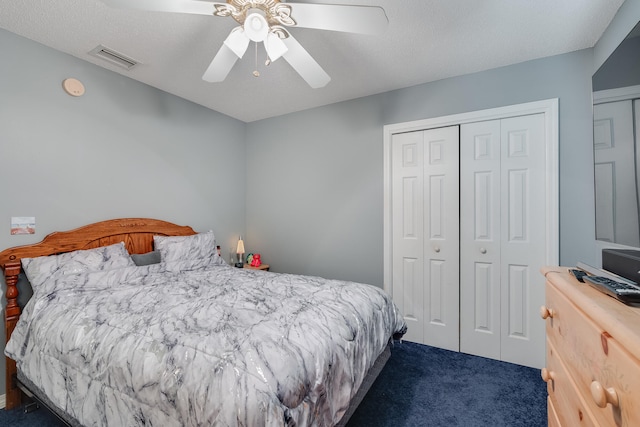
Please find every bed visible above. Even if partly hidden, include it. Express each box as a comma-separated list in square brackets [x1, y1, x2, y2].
[0, 218, 406, 426]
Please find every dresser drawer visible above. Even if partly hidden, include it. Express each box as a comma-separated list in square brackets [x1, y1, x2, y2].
[544, 280, 640, 426]
[545, 338, 598, 426]
[548, 396, 562, 427]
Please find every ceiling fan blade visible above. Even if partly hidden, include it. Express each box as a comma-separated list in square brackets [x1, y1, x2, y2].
[285, 3, 388, 35]
[202, 44, 239, 82]
[99, 0, 221, 15]
[281, 34, 330, 88]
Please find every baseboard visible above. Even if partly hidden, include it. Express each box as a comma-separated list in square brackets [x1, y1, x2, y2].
[0, 393, 5, 409]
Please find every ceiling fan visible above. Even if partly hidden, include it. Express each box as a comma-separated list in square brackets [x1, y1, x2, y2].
[101, 0, 388, 88]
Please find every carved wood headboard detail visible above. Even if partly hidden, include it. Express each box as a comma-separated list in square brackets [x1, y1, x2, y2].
[0, 218, 197, 409]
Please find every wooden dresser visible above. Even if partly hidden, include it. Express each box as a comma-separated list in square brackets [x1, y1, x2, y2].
[541, 267, 640, 426]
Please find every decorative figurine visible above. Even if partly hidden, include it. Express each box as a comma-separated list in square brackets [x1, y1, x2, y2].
[250, 253, 262, 267]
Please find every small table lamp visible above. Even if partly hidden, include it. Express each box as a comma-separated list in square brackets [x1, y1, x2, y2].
[235, 236, 245, 268]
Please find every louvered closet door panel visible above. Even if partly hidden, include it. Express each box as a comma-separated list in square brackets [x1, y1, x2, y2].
[499, 113, 546, 368]
[460, 120, 502, 360]
[391, 131, 425, 344]
[422, 126, 460, 351]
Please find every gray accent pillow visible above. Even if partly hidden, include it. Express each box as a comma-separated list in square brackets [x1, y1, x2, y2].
[131, 250, 162, 266]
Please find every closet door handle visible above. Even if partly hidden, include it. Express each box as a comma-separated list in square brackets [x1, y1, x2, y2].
[434, 246, 440, 253]
[479, 247, 487, 254]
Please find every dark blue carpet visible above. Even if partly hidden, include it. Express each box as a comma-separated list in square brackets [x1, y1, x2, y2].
[0, 341, 546, 426]
[346, 341, 546, 426]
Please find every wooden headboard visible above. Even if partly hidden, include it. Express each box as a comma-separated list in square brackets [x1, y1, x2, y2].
[0, 218, 196, 409]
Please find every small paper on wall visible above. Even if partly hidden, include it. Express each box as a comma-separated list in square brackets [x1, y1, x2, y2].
[11, 217, 35, 235]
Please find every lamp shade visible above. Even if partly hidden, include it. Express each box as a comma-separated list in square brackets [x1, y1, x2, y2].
[265, 32, 288, 62]
[236, 237, 245, 255]
[223, 27, 250, 58]
[244, 12, 269, 42]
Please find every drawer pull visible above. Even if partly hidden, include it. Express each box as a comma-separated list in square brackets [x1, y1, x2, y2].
[541, 367, 555, 383]
[590, 381, 619, 408]
[540, 305, 554, 319]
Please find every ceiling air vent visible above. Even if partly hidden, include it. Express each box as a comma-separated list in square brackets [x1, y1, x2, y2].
[89, 45, 139, 70]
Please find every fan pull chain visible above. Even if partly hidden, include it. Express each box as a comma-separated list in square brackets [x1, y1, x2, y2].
[252, 42, 260, 77]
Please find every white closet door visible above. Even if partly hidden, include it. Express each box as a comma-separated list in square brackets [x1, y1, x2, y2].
[460, 114, 546, 368]
[391, 126, 459, 350]
[593, 101, 639, 247]
[460, 120, 502, 360]
[422, 126, 460, 351]
[391, 131, 425, 344]
[499, 114, 546, 368]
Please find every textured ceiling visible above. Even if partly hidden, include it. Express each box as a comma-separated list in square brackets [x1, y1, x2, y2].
[0, 0, 626, 122]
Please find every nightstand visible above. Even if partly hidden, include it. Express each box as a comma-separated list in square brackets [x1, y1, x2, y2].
[243, 263, 270, 271]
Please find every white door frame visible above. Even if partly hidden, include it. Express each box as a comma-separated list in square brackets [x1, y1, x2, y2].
[593, 84, 640, 104]
[383, 99, 560, 295]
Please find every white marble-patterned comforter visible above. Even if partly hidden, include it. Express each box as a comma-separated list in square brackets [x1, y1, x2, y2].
[5, 263, 406, 426]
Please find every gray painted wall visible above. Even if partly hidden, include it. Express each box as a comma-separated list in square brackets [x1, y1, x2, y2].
[0, 29, 246, 395]
[243, 0, 640, 282]
[246, 49, 596, 286]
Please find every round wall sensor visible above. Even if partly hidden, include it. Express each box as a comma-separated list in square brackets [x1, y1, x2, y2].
[62, 78, 85, 97]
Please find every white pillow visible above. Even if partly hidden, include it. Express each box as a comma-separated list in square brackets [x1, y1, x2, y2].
[22, 242, 135, 290]
[153, 231, 220, 271]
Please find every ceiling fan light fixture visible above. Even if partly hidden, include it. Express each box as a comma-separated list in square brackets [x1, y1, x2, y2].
[265, 32, 288, 62]
[100, 0, 388, 88]
[244, 12, 269, 42]
[223, 27, 250, 58]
